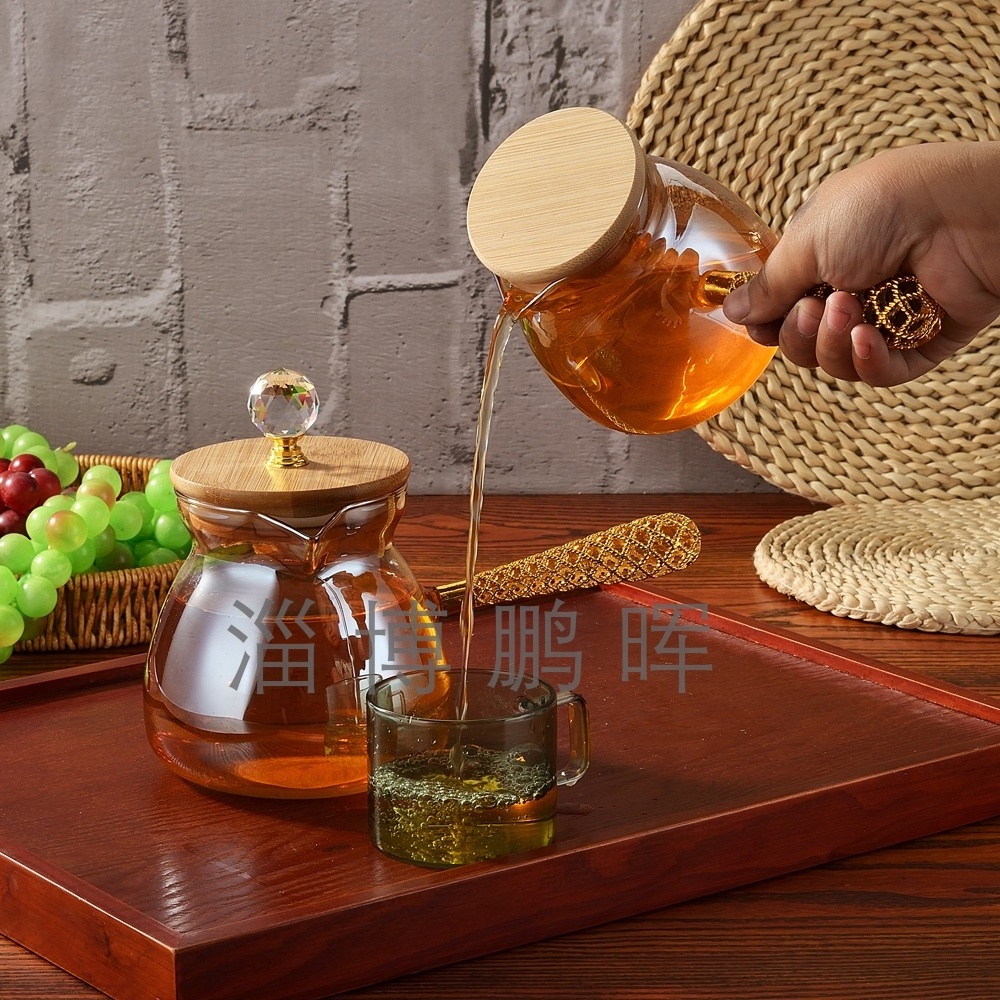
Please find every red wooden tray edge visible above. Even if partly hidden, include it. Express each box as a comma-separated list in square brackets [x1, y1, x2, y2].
[609, 581, 1000, 725]
[0, 652, 146, 705]
[60, 745, 1000, 1000]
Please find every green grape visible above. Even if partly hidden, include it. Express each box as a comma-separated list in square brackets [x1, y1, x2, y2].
[22, 444, 59, 473]
[15, 574, 58, 618]
[82, 464, 123, 497]
[0, 565, 17, 604]
[150, 459, 173, 476]
[25, 506, 52, 543]
[108, 501, 143, 540]
[19, 615, 48, 642]
[92, 525, 116, 559]
[12, 430, 49, 454]
[1, 424, 29, 458]
[138, 546, 179, 568]
[95, 542, 134, 572]
[145, 473, 178, 512]
[45, 509, 88, 552]
[30, 540, 44, 555]
[0, 533, 35, 574]
[153, 511, 190, 551]
[66, 537, 96, 574]
[30, 549, 72, 588]
[72, 494, 112, 537]
[119, 491, 156, 536]
[0, 645, 12, 665]
[0, 604, 24, 646]
[131, 539, 161, 561]
[43, 494, 76, 512]
[54, 449, 80, 488]
[76, 478, 116, 508]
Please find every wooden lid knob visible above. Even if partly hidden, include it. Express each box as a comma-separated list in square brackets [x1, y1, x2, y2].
[170, 436, 411, 520]
[467, 107, 646, 286]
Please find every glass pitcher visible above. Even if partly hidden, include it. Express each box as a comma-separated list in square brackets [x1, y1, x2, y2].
[144, 370, 442, 799]
[466, 107, 940, 435]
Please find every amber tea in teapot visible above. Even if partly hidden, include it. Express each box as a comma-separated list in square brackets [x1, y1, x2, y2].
[467, 106, 778, 434]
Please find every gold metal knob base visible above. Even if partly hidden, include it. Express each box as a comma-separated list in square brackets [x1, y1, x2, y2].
[267, 436, 308, 468]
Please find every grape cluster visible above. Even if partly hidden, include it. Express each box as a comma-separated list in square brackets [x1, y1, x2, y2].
[0, 424, 190, 664]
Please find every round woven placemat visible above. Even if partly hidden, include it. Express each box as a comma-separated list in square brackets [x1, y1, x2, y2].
[754, 498, 1000, 635]
[628, 0, 1000, 505]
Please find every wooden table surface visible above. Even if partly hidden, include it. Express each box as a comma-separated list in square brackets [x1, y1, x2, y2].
[3, 492, 1000, 999]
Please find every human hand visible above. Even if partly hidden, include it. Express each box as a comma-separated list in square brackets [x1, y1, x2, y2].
[722, 142, 1000, 386]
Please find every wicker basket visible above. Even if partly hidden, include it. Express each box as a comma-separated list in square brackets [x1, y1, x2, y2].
[14, 455, 182, 653]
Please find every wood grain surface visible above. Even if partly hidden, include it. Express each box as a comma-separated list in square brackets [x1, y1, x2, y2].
[465, 107, 646, 286]
[4, 493, 1000, 999]
[170, 436, 411, 517]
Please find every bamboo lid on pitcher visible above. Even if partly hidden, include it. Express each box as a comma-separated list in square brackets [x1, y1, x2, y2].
[467, 107, 646, 287]
[170, 437, 411, 520]
[170, 369, 410, 520]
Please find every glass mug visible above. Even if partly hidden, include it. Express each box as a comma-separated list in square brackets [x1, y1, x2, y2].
[367, 669, 590, 867]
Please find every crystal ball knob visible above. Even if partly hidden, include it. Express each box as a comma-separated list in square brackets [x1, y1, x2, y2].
[248, 369, 319, 467]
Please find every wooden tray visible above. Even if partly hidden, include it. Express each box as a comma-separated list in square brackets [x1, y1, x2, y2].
[4, 584, 1000, 1000]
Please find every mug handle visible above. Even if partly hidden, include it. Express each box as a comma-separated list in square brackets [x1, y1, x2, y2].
[556, 690, 590, 787]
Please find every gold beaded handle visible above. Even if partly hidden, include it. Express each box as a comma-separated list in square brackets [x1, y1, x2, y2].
[699, 270, 944, 350]
[430, 512, 701, 613]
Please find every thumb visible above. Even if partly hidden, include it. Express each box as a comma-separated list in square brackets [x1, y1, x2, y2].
[722, 235, 823, 327]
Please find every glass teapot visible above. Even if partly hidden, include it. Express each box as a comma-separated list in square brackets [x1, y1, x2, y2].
[144, 370, 441, 799]
[466, 107, 941, 435]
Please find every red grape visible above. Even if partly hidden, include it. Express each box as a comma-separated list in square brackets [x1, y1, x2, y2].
[8, 453, 45, 474]
[29, 467, 62, 502]
[0, 509, 27, 536]
[0, 471, 40, 514]
[0, 458, 8, 474]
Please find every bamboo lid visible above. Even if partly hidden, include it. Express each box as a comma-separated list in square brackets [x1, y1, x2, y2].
[170, 436, 411, 520]
[467, 106, 646, 286]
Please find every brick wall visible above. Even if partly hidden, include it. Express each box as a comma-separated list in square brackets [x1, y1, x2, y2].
[0, 0, 773, 493]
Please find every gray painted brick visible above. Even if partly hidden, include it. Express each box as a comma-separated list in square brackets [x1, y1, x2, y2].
[25, 1, 168, 300]
[346, 285, 470, 492]
[0, 3, 19, 143]
[180, 130, 338, 444]
[16, 317, 178, 456]
[351, 0, 475, 274]
[187, 0, 359, 104]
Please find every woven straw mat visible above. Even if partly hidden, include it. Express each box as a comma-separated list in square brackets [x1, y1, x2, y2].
[754, 497, 1000, 635]
[628, 0, 1000, 506]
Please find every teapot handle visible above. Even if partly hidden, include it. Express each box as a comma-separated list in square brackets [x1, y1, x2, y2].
[700, 269, 943, 350]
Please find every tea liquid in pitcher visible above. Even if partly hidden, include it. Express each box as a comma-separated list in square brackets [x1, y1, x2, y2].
[467, 106, 778, 434]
